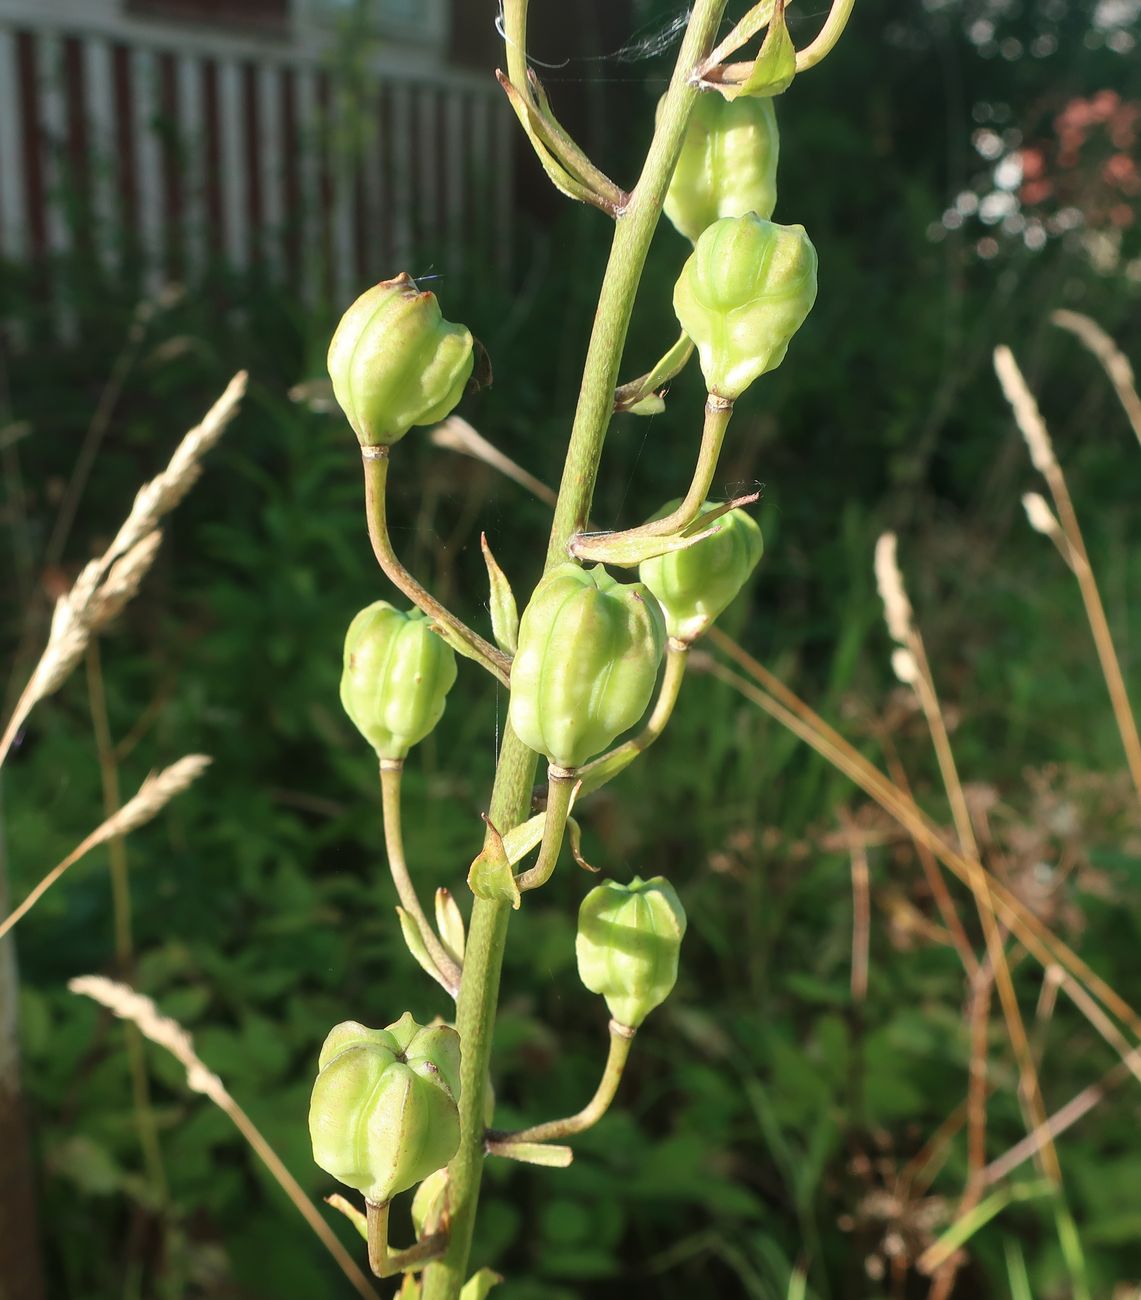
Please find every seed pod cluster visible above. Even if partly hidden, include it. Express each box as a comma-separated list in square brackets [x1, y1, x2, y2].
[308, 1013, 462, 1204]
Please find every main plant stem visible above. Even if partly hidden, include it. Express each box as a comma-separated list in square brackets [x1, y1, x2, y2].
[420, 5, 728, 1296]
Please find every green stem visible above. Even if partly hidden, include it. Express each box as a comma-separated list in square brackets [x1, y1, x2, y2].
[515, 767, 576, 893]
[577, 644, 689, 796]
[379, 761, 462, 994]
[365, 1199, 447, 1278]
[594, 397, 733, 545]
[794, 0, 857, 70]
[613, 332, 695, 412]
[488, 1020, 636, 1148]
[421, 5, 730, 1295]
[86, 643, 168, 1206]
[361, 450, 512, 686]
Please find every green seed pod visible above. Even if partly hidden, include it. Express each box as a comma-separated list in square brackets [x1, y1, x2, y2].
[340, 601, 458, 761]
[508, 564, 666, 769]
[661, 93, 780, 242]
[308, 1013, 461, 1204]
[576, 876, 687, 1029]
[639, 501, 763, 644]
[327, 273, 474, 447]
[673, 213, 818, 400]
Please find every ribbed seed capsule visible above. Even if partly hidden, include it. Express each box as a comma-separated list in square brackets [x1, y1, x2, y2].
[576, 877, 687, 1029]
[508, 564, 666, 770]
[673, 212, 818, 400]
[341, 601, 458, 761]
[662, 93, 780, 242]
[328, 273, 474, 447]
[308, 1013, 461, 1204]
[639, 500, 763, 643]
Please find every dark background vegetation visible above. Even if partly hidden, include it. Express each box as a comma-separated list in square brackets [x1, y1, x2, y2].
[2, 1, 1140, 1297]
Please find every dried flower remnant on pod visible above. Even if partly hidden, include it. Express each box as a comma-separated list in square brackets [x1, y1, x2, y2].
[328, 274, 474, 448]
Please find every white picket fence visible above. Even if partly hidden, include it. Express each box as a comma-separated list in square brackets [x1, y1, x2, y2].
[0, 8, 513, 333]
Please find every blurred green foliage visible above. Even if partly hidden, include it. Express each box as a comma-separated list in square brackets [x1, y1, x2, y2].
[2, 0, 1140, 1297]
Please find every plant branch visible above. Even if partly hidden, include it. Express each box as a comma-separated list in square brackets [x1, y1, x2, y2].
[361, 449, 512, 686]
[499, 0, 626, 212]
[515, 767, 576, 893]
[794, 0, 857, 70]
[575, 397, 734, 550]
[487, 1020, 636, 1149]
[420, 6, 732, 1296]
[379, 761, 462, 994]
[366, 1199, 447, 1278]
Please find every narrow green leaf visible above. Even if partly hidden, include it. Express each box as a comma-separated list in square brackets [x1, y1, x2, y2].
[489, 1141, 574, 1168]
[569, 520, 722, 568]
[736, 0, 796, 98]
[481, 534, 519, 655]
[325, 1193, 368, 1241]
[496, 71, 609, 209]
[396, 908, 453, 992]
[435, 887, 466, 962]
[460, 1269, 504, 1300]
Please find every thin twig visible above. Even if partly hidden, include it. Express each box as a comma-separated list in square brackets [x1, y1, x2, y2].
[360, 449, 511, 686]
[984, 1041, 1141, 1185]
[874, 724, 978, 977]
[875, 534, 1064, 1193]
[845, 821, 871, 1003]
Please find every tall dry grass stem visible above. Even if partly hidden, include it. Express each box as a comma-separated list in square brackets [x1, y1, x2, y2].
[1050, 310, 1141, 448]
[699, 632, 1141, 1041]
[69, 976, 378, 1300]
[86, 642, 168, 1203]
[875, 531, 1070, 1300]
[0, 755, 211, 940]
[994, 345, 1141, 806]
